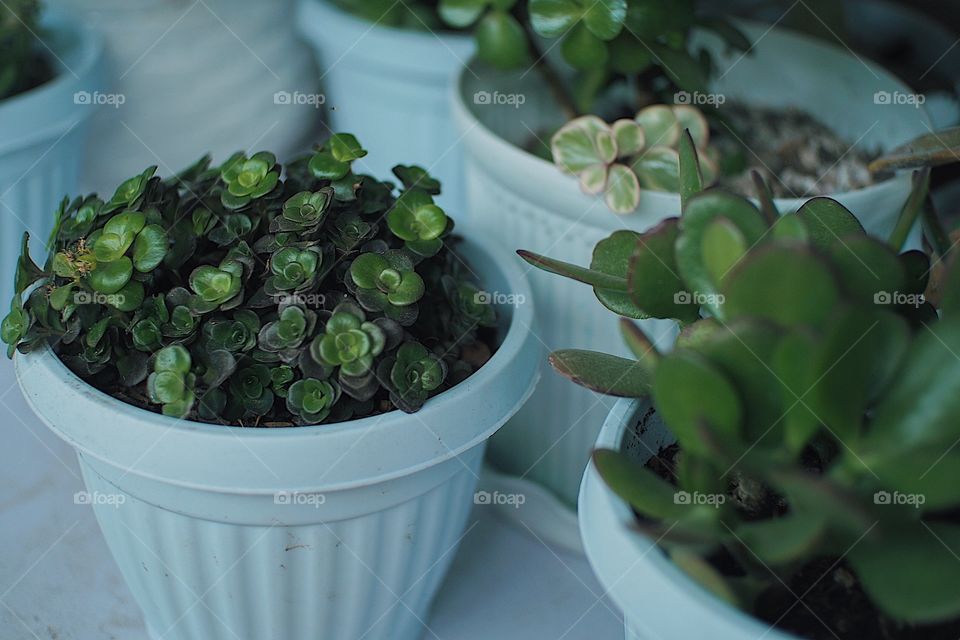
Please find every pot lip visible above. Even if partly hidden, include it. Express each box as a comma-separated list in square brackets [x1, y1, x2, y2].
[296, 0, 474, 73]
[451, 19, 930, 229]
[15, 236, 540, 492]
[579, 397, 799, 640]
[0, 11, 104, 154]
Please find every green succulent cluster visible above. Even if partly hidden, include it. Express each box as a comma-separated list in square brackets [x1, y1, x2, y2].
[552, 103, 719, 213]
[523, 133, 960, 634]
[0, 0, 50, 101]
[3, 134, 498, 425]
[329, 0, 745, 113]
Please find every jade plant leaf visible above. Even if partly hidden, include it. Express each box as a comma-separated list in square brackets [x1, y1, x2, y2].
[626, 218, 698, 322]
[549, 349, 652, 397]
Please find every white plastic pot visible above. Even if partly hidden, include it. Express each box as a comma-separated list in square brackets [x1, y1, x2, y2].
[579, 398, 798, 640]
[15, 238, 539, 640]
[452, 22, 932, 508]
[296, 0, 474, 210]
[48, 0, 321, 194]
[0, 13, 103, 304]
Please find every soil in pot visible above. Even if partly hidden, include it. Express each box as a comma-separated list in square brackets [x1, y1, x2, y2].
[628, 418, 960, 640]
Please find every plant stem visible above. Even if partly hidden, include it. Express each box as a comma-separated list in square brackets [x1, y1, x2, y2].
[923, 196, 953, 259]
[519, 19, 580, 121]
[888, 169, 930, 252]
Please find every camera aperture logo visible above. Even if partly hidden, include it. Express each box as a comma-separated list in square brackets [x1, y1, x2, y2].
[473, 90, 526, 109]
[274, 491, 326, 507]
[74, 91, 125, 109]
[274, 91, 326, 108]
[474, 490, 525, 509]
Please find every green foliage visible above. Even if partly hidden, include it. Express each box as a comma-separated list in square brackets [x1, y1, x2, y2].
[0, 0, 49, 101]
[3, 134, 497, 425]
[551, 105, 718, 213]
[523, 138, 960, 629]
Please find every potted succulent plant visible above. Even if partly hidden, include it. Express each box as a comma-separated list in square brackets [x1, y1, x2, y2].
[4, 134, 539, 640]
[523, 135, 960, 638]
[0, 0, 103, 304]
[450, 2, 932, 508]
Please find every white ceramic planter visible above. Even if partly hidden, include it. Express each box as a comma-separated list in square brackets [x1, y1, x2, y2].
[0, 14, 103, 305]
[296, 0, 474, 210]
[15, 239, 539, 640]
[580, 398, 798, 640]
[452, 22, 932, 508]
[48, 0, 321, 194]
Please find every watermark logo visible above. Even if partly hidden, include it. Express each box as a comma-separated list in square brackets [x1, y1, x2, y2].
[674, 491, 726, 508]
[74, 91, 126, 109]
[874, 490, 925, 509]
[274, 491, 326, 507]
[473, 90, 526, 108]
[74, 490, 126, 507]
[273, 292, 326, 308]
[874, 91, 925, 109]
[674, 91, 726, 107]
[674, 290, 725, 306]
[473, 290, 526, 307]
[874, 291, 925, 308]
[75, 291, 126, 306]
[274, 91, 326, 108]
[474, 490, 526, 509]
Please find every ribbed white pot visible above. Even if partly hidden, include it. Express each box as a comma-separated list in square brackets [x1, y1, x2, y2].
[15, 239, 540, 640]
[296, 0, 474, 210]
[0, 14, 103, 305]
[580, 398, 799, 640]
[452, 22, 932, 508]
[47, 0, 321, 194]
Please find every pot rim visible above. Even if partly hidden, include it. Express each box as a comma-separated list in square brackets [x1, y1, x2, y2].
[0, 11, 104, 155]
[15, 236, 541, 493]
[451, 20, 930, 230]
[579, 397, 799, 640]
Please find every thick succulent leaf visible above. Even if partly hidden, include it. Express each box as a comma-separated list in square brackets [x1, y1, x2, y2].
[772, 333, 822, 452]
[612, 119, 645, 157]
[329, 133, 367, 162]
[551, 116, 615, 174]
[593, 449, 688, 520]
[110, 281, 145, 312]
[672, 106, 709, 149]
[888, 169, 930, 252]
[751, 171, 779, 225]
[866, 318, 960, 452]
[476, 10, 528, 69]
[795, 197, 865, 250]
[528, 0, 580, 37]
[88, 257, 134, 295]
[603, 163, 640, 213]
[868, 127, 960, 173]
[653, 350, 742, 456]
[635, 105, 680, 148]
[582, 0, 626, 40]
[669, 548, 739, 606]
[770, 213, 807, 242]
[721, 246, 839, 328]
[849, 524, 960, 624]
[633, 147, 681, 192]
[871, 447, 960, 511]
[592, 231, 647, 318]
[133, 224, 169, 273]
[579, 163, 608, 195]
[651, 44, 708, 94]
[438, 0, 487, 28]
[549, 350, 652, 397]
[827, 235, 905, 307]
[561, 22, 608, 69]
[678, 130, 703, 209]
[627, 218, 699, 322]
[735, 514, 825, 566]
[517, 250, 627, 291]
[701, 217, 748, 286]
[14, 234, 45, 295]
[619, 319, 661, 367]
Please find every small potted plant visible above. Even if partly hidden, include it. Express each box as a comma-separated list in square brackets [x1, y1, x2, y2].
[523, 135, 960, 638]
[450, 1, 932, 508]
[0, 0, 103, 304]
[5, 134, 539, 640]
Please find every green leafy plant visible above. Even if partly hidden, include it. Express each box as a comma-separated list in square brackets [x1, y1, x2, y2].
[0, 0, 50, 101]
[521, 133, 960, 636]
[3, 134, 499, 426]
[552, 103, 718, 212]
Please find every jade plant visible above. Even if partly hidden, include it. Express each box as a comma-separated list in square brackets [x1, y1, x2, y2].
[552, 103, 719, 212]
[521, 133, 960, 636]
[0, 0, 50, 101]
[2, 134, 498, 425]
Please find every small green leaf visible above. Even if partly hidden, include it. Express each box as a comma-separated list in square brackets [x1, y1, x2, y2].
[132, 224, 169, 273]
[88, 257, 134, 295]
[549, 349, 652, 396]
[796, 197, 865, 249]
[476, 11, 528, 69]
[593, 448, 688, 519]
[528, 0, 581, 37]
[438, 0, 488, 28]
[329, 133, 367, 162]
[561, 22, 608, 69]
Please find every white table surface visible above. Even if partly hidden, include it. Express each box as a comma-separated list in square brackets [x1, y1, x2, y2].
[0, 361, 624, 640]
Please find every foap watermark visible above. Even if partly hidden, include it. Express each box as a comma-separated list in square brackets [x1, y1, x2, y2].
[75, 291, 126, 306]
[874, 291, 925, 308]
[674, 290, 725, 306]
[674, 90, 726, 107]
[874, 90, 926, 109]
[274, 491, 327, 508]
[473, 90, 526, 108]
[74, 490, 126, 508]
[74, 90, 126, 108]
[473, 290, 526, 307]
[474, 490, 526, 509]
[273, 292, 326, 308]
[874, 490, 925, 509]
[674, 490, 726, 508]
[274, 90, 326, 108]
